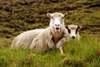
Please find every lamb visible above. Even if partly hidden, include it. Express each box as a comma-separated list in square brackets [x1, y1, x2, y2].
[65, 25, 82, 40]
[12, 12, 69, 55]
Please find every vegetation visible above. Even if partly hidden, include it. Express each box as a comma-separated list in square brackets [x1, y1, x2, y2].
[0, 35, 100, 67]
[0, 0, 100, 67]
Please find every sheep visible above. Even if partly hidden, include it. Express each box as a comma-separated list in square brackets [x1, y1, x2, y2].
[12, 29, 45, 48]
[12, 12, 69, 55]
[65, 25, 82, 40]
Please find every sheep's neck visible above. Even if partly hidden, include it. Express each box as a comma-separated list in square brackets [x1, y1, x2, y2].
[51, 31, 63, 45]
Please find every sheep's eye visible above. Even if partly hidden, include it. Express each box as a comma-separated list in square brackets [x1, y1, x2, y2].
[51, 17, 54, 20]
[62, 17, 64, 19]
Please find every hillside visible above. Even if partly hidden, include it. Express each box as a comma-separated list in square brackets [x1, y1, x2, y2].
[0, 0, 100, 67]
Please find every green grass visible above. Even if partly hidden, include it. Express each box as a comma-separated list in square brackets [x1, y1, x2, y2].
[0, 0, 100, 67]
[0, 34, 100, 67]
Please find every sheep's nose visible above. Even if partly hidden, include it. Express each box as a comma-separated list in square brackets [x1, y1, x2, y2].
[72, 36, 75, 39]
[55, 24, 60, 26]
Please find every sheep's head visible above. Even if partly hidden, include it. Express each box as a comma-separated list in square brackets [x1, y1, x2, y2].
[47, 12, 68, 32]
[66, 25, 82, 39]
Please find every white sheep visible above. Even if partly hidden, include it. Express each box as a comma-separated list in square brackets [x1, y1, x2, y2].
[12, 29, 44, 48]
[65, 25, 82, 40]
[12, 12, 69, 55]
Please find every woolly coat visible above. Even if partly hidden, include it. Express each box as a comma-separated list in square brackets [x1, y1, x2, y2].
[12, 26, 69, 52]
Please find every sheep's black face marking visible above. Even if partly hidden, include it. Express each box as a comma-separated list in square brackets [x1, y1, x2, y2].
[76, 26, 79, 34]
[66, 26, 71, 34]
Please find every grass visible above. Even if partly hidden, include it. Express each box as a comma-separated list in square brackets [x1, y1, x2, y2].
[0, 34, 100, 67]
[0, 0, 100, 67]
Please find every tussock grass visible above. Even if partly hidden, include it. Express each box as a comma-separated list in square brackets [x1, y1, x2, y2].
[0, 35, 100, 67]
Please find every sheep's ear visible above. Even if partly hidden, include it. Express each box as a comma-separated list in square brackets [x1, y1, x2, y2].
[47, 13, 51, 17]
[64, 13, 68, 17]
[78, 26, 82, 30]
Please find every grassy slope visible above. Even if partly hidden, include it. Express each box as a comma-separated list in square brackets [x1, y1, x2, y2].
[0, 35, 100, 67]
[0, 0, 100, 67]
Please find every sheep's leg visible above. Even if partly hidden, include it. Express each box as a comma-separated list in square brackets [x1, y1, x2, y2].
[56, 37, 67, 55]
[48, 34, 55, 49]
[56, 37, 66, 47]
[48, 40, 55, 49]
[56, 38, 65, 55]
[30, 38, 38, 50]
[59, 47, 64, 55]
[56, 30, 69, 55]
